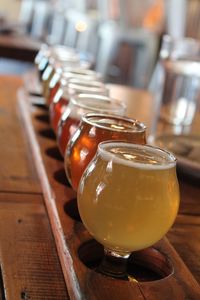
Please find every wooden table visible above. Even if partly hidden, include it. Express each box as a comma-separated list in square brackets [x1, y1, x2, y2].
[0, 76, 69, 299]
[1, 74, 200, 298]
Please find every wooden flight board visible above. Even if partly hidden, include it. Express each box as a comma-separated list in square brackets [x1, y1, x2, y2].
[17, 87, 200, 300]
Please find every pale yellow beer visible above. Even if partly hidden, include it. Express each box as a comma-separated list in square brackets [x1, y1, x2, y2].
[78, 142, 180, 254]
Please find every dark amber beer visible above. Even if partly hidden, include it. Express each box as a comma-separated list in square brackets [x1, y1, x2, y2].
[49, 79, 108, 133]
[48, 67, 102, 106]
[57, 95, 126, 156]
[65, 113, 146, 191]
[49, 87, 68, 133]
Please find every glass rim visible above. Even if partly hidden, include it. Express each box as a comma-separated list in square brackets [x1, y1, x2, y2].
[67, 80, 108, 94]
[164, 60, 200, 77]
[68, 77, 104, 87]
[98, 141, 177, 169]
[82, 112, 146, 132]
[72, 93, 124, 103]
[40, 45, 76, 61]
[48, 55, 80, 67]
[60, 67, 102, 78]
[162, 34, 200, 45]
[51, 45, 76, 56]
[61, 73, 101, 84]
[71, 94, 126, 113]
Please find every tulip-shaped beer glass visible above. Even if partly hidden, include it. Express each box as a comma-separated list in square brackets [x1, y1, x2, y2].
[49, 79, 108, 133]
[78, 142, 180, 278]
[57, 95, 126, 156]
[48, 67, 102, 106]
[65, 113, 146, 191]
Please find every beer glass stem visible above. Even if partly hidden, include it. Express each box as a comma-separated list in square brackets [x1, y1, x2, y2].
[98, 247, 130, 279]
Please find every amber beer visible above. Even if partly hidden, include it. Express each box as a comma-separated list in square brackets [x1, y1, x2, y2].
[57, 109, 80, 156]
[49, 87, 69, 133]
[48, 71, 61, 105]
[57, 95, 126, 156]
[78, 142, 180, 253]
[48, 81, 61, 107]
[48, 68, 102, 106]
[65, 113, 146, 191]
[49, 79, 109, 134]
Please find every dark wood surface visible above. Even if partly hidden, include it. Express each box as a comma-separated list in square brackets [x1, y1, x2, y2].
[0, 76, 69, 299]
[16, 73, 200, 299]
[0, 76, 41, 193]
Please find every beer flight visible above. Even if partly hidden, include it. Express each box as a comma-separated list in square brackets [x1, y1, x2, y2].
[35, 45, 180, 279]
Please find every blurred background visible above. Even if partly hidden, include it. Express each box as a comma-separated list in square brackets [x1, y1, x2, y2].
[0, 0, 200, 89]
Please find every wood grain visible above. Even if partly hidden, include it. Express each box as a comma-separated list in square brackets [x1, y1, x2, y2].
[178, 179, 200, 216]
[168, 214, 200, 284]
[0, 75, 71, 298]
[0, 76, 41, 193]
[18, 87, 200, 299]
[0, 192, 69, 299]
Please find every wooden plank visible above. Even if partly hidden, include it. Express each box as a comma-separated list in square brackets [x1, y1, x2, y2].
[168, 214, 200, 284]
[0, 76, 41, 193]
[18, 88, 200, 299]
[0, 34, 40, 62]
[178, 179, 200, 216]
[0, 192, 69, 300]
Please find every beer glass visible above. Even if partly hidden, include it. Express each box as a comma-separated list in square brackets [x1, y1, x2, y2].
[49, 79, 109, 133]
[160, 60, 200, 126]
[65, 113, 146, 191]
[78, 141, 180, 278]
[36, 45, 76, 81]
[41, 53, 81, 102]
[34, 43, 48, 67]
[57, 95, 126, 156]
[150, 34, 200, 91]
[48, 67, 102, 106]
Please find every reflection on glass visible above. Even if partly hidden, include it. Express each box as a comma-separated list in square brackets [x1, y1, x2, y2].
[57, 94, 126, 156]
[49, 79, 108, 133]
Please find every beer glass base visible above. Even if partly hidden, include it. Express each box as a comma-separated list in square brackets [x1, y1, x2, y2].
[78, 239, 173, 282]
[97, 247, 130, 279]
